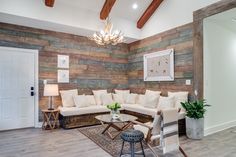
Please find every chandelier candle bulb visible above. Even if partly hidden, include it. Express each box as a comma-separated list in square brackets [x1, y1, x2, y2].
[89, 18, 124, 45]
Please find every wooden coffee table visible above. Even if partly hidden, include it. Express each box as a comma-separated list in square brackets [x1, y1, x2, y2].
[95, 114, 137, 140]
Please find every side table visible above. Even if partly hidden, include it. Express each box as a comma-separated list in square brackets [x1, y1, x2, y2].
[42, 109, 60, 130]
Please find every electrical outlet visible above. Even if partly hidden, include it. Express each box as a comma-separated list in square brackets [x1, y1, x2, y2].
[185, 79, 191, 85]
[43, 80, 47, 85]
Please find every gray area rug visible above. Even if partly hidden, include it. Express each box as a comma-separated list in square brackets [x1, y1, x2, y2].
[78, 125, 183, 157]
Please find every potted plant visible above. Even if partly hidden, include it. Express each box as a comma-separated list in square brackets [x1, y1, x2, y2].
[107, 102, 121, 119]
[181, 99, 210, 139]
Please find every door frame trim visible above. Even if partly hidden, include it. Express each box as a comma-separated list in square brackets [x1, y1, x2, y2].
[0, 46, 39, 128]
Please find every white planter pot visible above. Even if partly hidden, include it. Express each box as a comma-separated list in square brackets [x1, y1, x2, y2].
[186, 117, 204, 139]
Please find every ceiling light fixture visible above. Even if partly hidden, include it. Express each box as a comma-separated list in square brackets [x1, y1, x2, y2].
[132, 3, 138, 9]
[89, 18, 124, 45]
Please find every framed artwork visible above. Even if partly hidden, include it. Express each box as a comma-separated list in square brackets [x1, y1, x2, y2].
[58, 70, 69, 83]
[143, 49, 174, 81]
[58, 55, 69, 68]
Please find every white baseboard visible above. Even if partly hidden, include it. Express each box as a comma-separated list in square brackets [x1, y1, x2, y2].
[204, 120, 236, 136]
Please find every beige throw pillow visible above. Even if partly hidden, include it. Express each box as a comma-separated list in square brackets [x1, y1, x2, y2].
[137, 94, 146, 105]
[157, 96, 175, 111]
[168, 92, 188, 111]
[101, 93, 114, 106]
[86, 95, 96, 106]
[112, 94, 124, 104]
[73, 95, 89, 108]
[145, 90, 161, 97]
[142, 95, 159, 109]
[114, 89, 130, 101]
[60, 89, 78, 107]
[125, 93, 138, 104]
[92, 90, 107, 105]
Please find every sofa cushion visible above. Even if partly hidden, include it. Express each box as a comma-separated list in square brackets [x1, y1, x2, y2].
[73, 95, 89, 108]
[125, 93, 138, 104]
[157, 96, 175, 110]
[137, 94, 145, 105]
[73, 95, 96, 108]
[86, 95, 96, 106]
[168, 92, 188, 111]
[122, 104, 157, 118]
[142, 95, 159, 109]
[60, 89, 78, 107]
[115, 89, 130, 102]
[59, 106, 110, 116]
[92, 90, 107, 105]
[112, 94, 124, 104]
[145, 90, 161, 97]
[101, 93, 114, 106]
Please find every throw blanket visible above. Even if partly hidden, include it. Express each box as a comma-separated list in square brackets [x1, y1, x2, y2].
[160, 109, 179, 154]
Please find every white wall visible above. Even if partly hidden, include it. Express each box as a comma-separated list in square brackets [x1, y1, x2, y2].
[203, 20, 236, 135]
[141, 0, 221, 38]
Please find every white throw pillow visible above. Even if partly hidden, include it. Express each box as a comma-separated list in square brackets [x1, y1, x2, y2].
[157, 96, 175, 111]
[142, 95, 159, 109]
[112, 94, 124, 104]
[137, 94, 145, 105]
[73, 95, 90, 108]
[168, 92, 188, 111]
[101, 93, 114, 106]
[145, 90, 161, 97]
[125, 93, 138, 104]
[60, 89, 78, 107]
[114, 89, 130, 101]
[86, 95, 96, 106]
[92, 90, 107, 105]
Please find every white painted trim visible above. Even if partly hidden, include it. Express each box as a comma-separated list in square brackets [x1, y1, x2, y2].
[204, 120, 236, 136]
[0, 46, 40, 128]
[34, 50, 39, 128]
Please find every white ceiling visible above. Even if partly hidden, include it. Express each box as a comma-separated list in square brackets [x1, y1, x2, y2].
[0, 0, 225, 43]
[205, 8, 236, 33]
[57, 0, 152, 21]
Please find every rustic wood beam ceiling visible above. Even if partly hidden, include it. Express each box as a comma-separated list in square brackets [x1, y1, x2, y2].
[137, 0, 163, 29]
[45, 0, 55, 7]
[100, 0, 116, 20]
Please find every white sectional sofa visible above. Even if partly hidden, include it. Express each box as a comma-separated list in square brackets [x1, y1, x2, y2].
[58, 89, 188, 134]
[59, 104, 185, 119]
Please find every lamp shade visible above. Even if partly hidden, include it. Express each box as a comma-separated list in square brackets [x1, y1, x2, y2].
[44, 84, 59, 96]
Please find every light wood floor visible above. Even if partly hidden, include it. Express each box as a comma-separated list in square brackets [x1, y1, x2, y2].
[0, 126, 236, 157]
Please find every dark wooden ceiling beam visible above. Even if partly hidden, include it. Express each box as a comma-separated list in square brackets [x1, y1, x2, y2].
[45, 0, 55, 7]
[137, 0, 163, 29]
[100, 0, 116, 20]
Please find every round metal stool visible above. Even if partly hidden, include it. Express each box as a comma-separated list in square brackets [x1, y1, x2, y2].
[120, 129, 145, 157]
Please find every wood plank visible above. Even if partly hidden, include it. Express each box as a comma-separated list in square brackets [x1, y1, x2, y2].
[45, 0, 55, 7]
[100, 0, 116, 20]
[137, 0, 163, 29]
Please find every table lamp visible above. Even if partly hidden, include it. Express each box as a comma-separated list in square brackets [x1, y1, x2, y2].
[44, 84, 59, 110]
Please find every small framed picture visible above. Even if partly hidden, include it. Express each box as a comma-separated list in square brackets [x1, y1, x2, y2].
[58, 55, 69, 68]
[58, 70, 69, 83]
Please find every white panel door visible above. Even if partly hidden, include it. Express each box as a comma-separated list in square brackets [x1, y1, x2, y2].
[0, 47, 35, 130]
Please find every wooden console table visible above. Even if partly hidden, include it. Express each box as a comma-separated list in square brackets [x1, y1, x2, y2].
[42, 109, 60, 130]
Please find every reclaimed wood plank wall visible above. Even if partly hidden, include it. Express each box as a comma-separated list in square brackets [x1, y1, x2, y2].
[0, 23, 129, 120]
[0, 22, 194, 121]
[128, 23, 194, 97]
